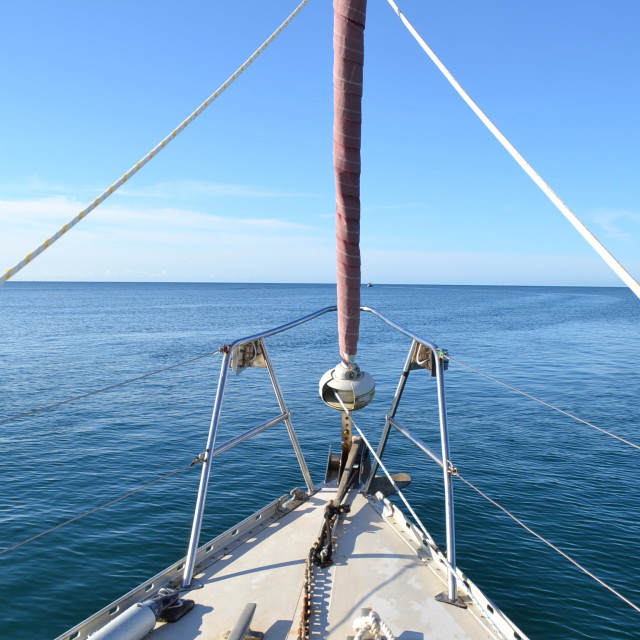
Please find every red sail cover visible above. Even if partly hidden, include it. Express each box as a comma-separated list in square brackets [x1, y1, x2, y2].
[334, 0, 366, 361]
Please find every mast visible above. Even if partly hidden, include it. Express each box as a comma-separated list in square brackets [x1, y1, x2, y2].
[334, 0, 366, 363]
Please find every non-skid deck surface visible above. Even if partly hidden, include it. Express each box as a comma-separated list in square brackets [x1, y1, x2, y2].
[317, 493, 496, 640]
[151, 488, 497, 639]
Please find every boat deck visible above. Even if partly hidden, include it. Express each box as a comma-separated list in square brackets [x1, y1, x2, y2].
[149, 486, 507, 640]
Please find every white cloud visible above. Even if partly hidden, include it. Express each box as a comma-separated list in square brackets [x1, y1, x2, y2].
[0, 177, 76, 197]
[118, 179, 322, 200]
[0, 194, 331, 282]
[592, 210, 640, 240]
[0, 195, 81, 226]
[0, 195, 320, 234]
[3, 195, 637, 286]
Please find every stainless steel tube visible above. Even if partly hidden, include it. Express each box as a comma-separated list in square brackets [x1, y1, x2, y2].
[228, 306, 336, 349]
[388, 416, 444, 469]
[435, 354, 457, 601]
[211, 413, 288, 458]
[182, 350, 231, 588]
[361, 306, 439, 352]
[261, 340, 314, 492]
[364, 339, 418, 493]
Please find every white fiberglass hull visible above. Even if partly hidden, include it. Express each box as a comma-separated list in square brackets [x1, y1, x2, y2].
[57, 484, 526, 640]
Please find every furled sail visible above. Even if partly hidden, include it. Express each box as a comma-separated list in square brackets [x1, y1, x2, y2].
[334, 0, 366, 362]
[320, 0, 375, 413]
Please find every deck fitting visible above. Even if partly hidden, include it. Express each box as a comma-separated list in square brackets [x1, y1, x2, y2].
[435, 592, 468, 609]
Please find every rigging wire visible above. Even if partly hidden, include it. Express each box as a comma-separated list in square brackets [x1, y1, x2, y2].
[354, 424, 432, 543]
[332, 391, 435, 546]
[0, 461, 199, 557]
[385, 0, 640, 300]
[347, 390, 640, 615]
[0, 350, 220, 427]
[447, 355, 640, 451]
[455, 471, 640, 614]
[0, 0, 310, 286]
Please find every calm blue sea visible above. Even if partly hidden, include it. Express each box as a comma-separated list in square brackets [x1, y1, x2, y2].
[1, 282, 638, 640]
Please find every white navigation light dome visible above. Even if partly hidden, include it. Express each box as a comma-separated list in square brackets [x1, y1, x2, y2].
[319, 358, 375, 411]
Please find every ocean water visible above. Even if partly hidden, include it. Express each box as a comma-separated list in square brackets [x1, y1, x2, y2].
[0, 282, 638, 640]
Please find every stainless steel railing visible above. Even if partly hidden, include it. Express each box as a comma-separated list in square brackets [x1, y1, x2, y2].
[359, 307, 458, 604]
[181, 306, 459, 603]
[181, 307, 336, 587]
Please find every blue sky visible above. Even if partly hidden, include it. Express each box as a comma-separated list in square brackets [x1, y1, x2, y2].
[0, 0, 639, 286]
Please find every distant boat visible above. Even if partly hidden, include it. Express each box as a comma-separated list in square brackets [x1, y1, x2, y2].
[366, 282, 373, 287]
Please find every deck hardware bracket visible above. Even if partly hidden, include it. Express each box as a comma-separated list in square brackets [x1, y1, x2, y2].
[191, 451, 207, 466]
[340, 412, 353, 474]
[435, 591, 468, 608]
[325, 444, 341, 483]
[159, 597, 195, 622]
[409, 343, 435, 374]
[370, 492, 395, 518]
[230, 339, 267, 373]
[281, 487, 309, 510]
[424, 540, 441, 553]
[290, 487, 308, 501]
[178, 580, 204, 592]
[410, 344, 448, 375]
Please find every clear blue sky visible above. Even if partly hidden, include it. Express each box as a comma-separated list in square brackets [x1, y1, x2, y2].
[1, 0, 638, 285]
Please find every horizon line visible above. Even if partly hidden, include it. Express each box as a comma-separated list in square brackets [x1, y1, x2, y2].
[2, 280, 628, 289]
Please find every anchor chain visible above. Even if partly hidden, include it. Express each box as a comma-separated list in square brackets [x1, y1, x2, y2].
[297, 500, 352, 640]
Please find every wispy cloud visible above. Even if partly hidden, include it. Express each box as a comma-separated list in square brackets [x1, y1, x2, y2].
[0, 195, 79, 225]
[0, 194, 331, 281]
[592, 210, 640, 240]
[0, 179, 326, 233]
[0, 177, 77, 197]
[0, 178, 324, 201]
[118, 179, 322, 200]
[362, 202, 427, 213]
[0, 196, 320, 234]
[318, 202, 427, 219]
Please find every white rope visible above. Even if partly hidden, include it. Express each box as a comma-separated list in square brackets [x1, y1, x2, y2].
[0, 0, 310, 286]
[385, 0, 640, 300]
[456, 472, 640, 614]
[353, 610, 396, 640]
[447, 355, 640, 451]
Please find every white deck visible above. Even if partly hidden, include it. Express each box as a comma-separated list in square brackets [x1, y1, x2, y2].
[148, 487, 512, 640]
